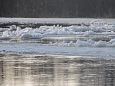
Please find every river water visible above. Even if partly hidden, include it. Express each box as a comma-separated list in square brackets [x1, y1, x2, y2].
[0, 54, 115, 86]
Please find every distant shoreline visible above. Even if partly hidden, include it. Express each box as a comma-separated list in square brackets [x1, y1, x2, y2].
[0, 18, 115, 26]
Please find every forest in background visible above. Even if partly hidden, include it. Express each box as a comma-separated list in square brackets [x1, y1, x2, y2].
[0, 0, 115, 18]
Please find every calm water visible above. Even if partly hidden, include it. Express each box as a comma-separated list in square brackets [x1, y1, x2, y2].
[0, 54, 115, 86]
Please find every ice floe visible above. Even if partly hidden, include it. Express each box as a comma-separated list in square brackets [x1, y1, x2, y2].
[0, 20, 115, 47]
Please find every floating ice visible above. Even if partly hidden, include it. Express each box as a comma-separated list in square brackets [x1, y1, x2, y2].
[83, 30, 96, 36]
[94, 41, 107, 47]
[109, 39, 115, 43]
[0, 20, 115, 48]
[2, 30, 13, 37]
[49, 39, 115, 47]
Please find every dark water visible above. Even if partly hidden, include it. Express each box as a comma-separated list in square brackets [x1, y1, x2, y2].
[0, 54, 115, 86]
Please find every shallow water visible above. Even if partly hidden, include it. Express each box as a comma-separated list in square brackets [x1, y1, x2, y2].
[0, 55, 115, 86]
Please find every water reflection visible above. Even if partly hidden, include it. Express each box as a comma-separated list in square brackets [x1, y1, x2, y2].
[0, 55, 115, 86]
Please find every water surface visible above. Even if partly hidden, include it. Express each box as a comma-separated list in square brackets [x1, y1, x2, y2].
[0, 54, 115, 86]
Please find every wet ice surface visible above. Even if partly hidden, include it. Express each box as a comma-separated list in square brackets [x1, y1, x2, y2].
[0, 42, 115, 58]
[0, 55, 115, 86]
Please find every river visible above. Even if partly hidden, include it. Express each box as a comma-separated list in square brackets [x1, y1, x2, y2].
[0, 54, 115, 86]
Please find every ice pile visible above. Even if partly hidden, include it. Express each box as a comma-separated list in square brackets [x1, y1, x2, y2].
[0, 20, 115, 47]
[49, 39, 115, 47]
[2, 26, 43, 39]
[1, 25, 96, 39]
[1, 25, 115, 38]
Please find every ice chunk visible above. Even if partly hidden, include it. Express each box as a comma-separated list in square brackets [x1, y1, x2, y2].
[94, 41, 107, 47]
[2, 30, 13, 37]
[76, 39, 92, 47]
[83, 30, 96, 36]
[109, 39, 115, 43]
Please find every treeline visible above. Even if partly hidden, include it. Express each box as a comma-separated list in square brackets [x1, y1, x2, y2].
[0, 0, 115, 18]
